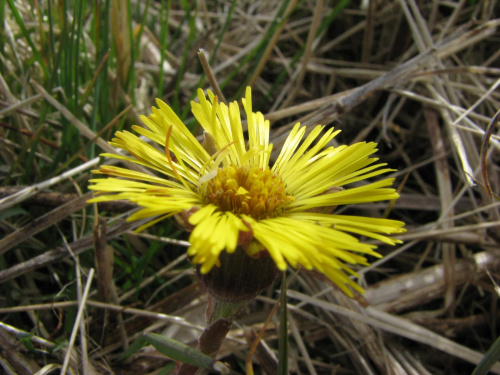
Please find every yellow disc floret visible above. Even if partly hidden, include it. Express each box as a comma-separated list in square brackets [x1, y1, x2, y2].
[201, 165, 294, 220]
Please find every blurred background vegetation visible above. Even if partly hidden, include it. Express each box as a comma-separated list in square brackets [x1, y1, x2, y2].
[0, 0, 500, 374]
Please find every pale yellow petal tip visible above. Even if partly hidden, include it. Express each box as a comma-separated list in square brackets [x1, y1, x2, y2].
[276, 261, 287, 271]
[329, 271, 365, 297]
[196, 87, 213, 105]
[139, 114, 150, 123]
[343, 289, 355, 298]
[350, 282, 365, 296]
[154, 98, 167, 108]
[245, 86, 252, 100]
[200, 262, 218, 274]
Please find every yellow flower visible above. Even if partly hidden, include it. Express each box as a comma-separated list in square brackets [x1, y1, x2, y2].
[88, 87, 405, 296]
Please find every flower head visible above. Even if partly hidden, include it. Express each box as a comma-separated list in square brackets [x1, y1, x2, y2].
[89, 87, 405, 296]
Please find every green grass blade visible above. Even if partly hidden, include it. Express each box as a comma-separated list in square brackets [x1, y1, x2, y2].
[126, 0, 135, 98]
[145, 332, 214, 369]
[90, 0, 112, 158]
[190, 0, 236, 104]
[6, 0, 49, 78]
[220, 0, 293, 97]
[68, 0, 86, 110]
[157, 0, 170, 98]
[261, 0, 352, 105]
[175, 0, 197, 117]
[117, 334, 147, 361]
[472, 335, 500, 375]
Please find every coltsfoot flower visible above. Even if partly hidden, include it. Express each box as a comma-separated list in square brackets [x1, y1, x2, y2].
[88, 87, 405, 297]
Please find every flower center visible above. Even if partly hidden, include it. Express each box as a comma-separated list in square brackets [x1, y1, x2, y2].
[201, 165, 293, 220]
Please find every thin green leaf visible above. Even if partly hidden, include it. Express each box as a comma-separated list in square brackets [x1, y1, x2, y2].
[261, 0, 352, 105]
[156, 363, 177, 375]
[472, 335, 500, 375]
[116, 334, 148, 361]
[0, 207, 29, 221]
[221, 0, 294, 96]
[176, 1, 197, 117]
[157, 0, 170, 97]
[50, 340, 68, 354]
[16, 331, 35, 352]
[6, 0, 49, 78]
[145, 332, 214, 369]
[193, 0, 237, 94]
